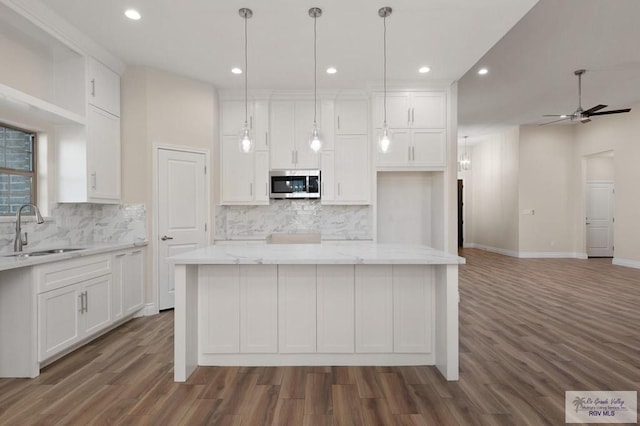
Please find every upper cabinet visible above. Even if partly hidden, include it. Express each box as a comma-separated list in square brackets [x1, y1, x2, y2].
[0, 1, 86, 128]
[374, 91, 447, 169]
[335, 99, 368, 135]
[220, 99, 270, 205]
[88, 57, 120, 117]
[270, 100, 320, 170]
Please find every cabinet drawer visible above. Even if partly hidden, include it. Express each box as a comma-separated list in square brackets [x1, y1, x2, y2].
[36, 255, 112, 293]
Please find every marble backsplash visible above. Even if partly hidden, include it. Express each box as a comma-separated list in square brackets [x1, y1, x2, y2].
[215, 200, 372, 240]
[0, 204, 146, 254]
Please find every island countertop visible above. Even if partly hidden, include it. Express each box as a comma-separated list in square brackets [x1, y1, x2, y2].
[168, 242, 465, 265]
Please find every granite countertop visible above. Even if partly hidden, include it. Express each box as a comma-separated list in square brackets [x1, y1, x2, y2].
[168, 242, 465, 265]
[0, 241, 148, 272]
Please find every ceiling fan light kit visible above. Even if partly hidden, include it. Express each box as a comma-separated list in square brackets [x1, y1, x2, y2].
[541, 69, 631, 125]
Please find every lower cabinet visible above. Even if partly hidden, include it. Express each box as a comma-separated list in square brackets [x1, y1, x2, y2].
[38, 274, 112, 362]
[112, 248, 145, 321]
[199, 264, 434, 356]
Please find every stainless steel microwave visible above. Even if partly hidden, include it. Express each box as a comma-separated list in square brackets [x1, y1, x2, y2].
[269, 170, 321, 199]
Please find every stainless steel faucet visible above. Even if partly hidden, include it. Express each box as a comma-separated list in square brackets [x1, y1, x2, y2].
[14, 203, 45, 252]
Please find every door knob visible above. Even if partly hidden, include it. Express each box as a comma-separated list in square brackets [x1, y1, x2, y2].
[161, 235, 174, 241]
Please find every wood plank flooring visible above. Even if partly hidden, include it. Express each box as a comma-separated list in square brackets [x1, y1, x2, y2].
[1, 248, 638, 425]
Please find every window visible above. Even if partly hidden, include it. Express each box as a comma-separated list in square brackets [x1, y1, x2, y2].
[0, 123, 37, 215]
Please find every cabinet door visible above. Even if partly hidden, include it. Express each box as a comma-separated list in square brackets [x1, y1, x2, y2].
[317, 265, 354, 353]
[278, 265, 316, 353]
[88, 57, 120, 117]
[376, 129, 411, 167]
[221, 135, 254, 203]
[253, 100, 269, 151]
[320, 150, 335, 202]
[38, 285, 82, 361]
[222, 100, 254, 136]
[123, 249, 144, 315]
[270, 101, 295, 169]
[335, 99, 368, 134]
[112, 253, 126, 321]
[335, 135, 369, 203]
[87, 105, 121, 202]
[410, 92, 445, 128]
[355, 265, 392, 353]
[374, 93, 411, 129]
[199, 266, 240, 353]
[393, 266, 434, 353]
[293, 101, 320, 169]
[240, 265, 278, 353]
[253, 151, 270, 203]
[83, 275, 112, 336]
[411, 129, 446, 167]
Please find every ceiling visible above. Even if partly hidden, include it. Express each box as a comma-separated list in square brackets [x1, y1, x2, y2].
[458, 0, 640, 139]
[42, 0, 536, 91]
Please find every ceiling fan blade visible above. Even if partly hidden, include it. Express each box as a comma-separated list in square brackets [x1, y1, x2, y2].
[582, 104, 607, 115]
[542, 114, 569, 117]
[539, 117, 571, 126]
[589, 108, 632, 116]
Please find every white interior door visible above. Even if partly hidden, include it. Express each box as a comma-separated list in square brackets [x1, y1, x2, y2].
[586, 182, 614, 257]
[158, 149, 208, 310]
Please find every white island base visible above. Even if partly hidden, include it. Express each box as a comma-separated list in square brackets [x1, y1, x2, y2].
[171, 243, 463, 382]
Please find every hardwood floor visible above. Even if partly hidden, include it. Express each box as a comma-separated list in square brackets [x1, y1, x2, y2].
[1, 249, 638, 425]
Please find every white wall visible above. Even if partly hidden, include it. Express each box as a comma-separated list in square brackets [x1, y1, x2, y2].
[121, 66, 218, 305]
[518, 125, 576, 255]
[464, 127, 520, 254]
[586, 154, 614, 181]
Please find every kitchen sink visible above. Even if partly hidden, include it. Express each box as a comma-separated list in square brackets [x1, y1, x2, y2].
[4, 248, 85, 258]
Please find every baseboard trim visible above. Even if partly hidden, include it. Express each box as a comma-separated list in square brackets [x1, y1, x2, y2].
[138, 302, 158, 317]
[464, 244, 587, 259]
[612, 257, 640, 269]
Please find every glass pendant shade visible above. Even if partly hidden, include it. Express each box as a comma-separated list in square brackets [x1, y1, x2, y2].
[378, 126, 391, 153]
[459, 152, 471, 170]
[309, 123, 322, 153]
[239, 125, 253, 153]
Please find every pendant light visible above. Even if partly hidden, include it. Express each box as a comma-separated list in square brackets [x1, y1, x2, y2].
[308, 7, 322, 153]
[459, 136, 472, 171]
[239, 8, 253, 153]
[378, 7, 392, 154]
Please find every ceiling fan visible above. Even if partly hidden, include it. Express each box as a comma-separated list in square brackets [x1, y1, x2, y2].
[542, 69, 631, 125]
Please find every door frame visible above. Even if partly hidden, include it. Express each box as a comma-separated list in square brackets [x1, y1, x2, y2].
[152, 144, 211, 313]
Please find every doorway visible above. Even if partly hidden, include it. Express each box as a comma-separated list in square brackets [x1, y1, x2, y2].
[155, 147, 209, 310]
[584, 152, 614, 258]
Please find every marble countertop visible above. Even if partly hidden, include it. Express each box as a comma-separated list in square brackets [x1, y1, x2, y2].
[168, 242, 465, 265]
[0, 241, 148, 272]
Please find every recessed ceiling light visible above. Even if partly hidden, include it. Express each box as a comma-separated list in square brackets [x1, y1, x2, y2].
[326, 67, 337, 74]
[560, 114, 568, 118]
[478, 68, 489, 75]
[124, 9, 141, 20]
[231, 67, 242, 74]
[419, 66, 431, 74]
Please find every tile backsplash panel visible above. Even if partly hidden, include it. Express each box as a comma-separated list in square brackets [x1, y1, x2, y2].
[0, 204, 146, 254]
[216, 200, 372, 240]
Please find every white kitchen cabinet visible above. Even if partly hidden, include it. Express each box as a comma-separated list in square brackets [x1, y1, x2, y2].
[355, 265, 393, 353]
[393, 266, 434, 353]
[317, 265, 355, 353]
[335, 99, 368, 135]
[376, 128, 445, 168]
[321, 135, 370, 204]
[221, 100, 269, 150]
[112, 248, 145, 321]
[240, 265, 278, 353]
[278, 265, 317, 353]
[220, 135, 270, 205]
[38, 274, 112, 362]
[88, 57, 121, 117]
[199, 265, 278, 354]
[373, 92, 445, 129]
[270, 100, 319, 170]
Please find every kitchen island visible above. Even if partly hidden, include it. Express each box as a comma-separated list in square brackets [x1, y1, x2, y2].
[169, 242, 464, 382]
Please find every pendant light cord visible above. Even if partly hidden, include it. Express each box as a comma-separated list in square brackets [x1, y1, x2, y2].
[313, 13, 318, 126]
[383, 14, 387, 127]
[244, 13, 248, 127]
